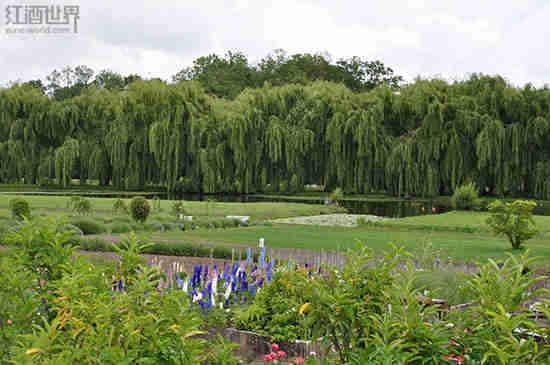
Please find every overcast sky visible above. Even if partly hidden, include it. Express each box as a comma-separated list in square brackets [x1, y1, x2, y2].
[1, 0, 549, 87]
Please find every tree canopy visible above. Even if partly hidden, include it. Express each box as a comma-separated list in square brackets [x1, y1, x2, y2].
[1, 52, 550, 200]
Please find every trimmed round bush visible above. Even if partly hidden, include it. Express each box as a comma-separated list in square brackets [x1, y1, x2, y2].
[9, 197, 31, 220]
[130, 196, 151, 223]
[69, 217, 106, 235]
[452, 183, 480, 210]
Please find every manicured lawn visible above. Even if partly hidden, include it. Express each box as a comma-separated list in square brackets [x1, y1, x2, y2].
[151, 222, 550, 263]
[1, 194, 548, 264]
[381, 210, 550, 232]
[0, 194, 344, 221]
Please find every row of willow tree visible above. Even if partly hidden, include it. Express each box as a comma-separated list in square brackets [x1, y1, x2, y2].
[1, 68, 550, 199]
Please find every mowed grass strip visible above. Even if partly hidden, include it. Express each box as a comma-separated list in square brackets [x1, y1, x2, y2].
[379, 210, 550, 232]
[0, 194, 344, 221]
[151, 219, 550, 263]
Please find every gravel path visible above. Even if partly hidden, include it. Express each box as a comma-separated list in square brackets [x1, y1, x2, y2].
[269, 213, 389, 227]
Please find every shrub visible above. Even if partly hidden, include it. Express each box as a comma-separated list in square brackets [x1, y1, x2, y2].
[129, 196, 151, 223]
[8, 197, 31, 220]
[112, 198, 129, 215]
[67, 196, 93, 215]
[235, 270, 316, 341]
[68, 217, 106, 235]
[451, 182, 480, 210]
[171, 200, 186, 217]
[329, 187, 344, 204]
[486, 200, 538, 249]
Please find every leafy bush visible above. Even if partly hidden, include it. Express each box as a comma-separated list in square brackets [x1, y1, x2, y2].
[235, 270, 316, 341]
[129, 196, 151, 223]
[3, 217, 77, 289]
[112, 198, 129, 215]
[0, 254, 42, 360]
[329, 187, 344, 204]
[68, 217, 106, 235]
[10, 260, 237, 364]
[171, 200, 186, 217]
[486, 200, 538, 249]
[8, 197, 31, 220]
[67, 196, 93, 215]
[69, 236, 235, 260]
[451, 183, 480, 210]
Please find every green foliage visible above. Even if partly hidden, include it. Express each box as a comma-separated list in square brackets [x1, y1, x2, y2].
[111, 232, 153, 278]
[112, 198, 129, 215]
[67, 196, 93, 216]
[129, 196, 151, 223]
[3, 71, 550, 201]
[108, 222, 132, 234]
[70, 236, 236, 260]
[9, 197, 31, 220]
[486, 200, 538, 249]
[235, 270, 316, 341]
[451, 182, 480, 210]
[171, 200, 186, 217]
[289, 174, 301, 194]
[329, 187, 344, 204]
[0, 254, 41, 361]
[151, 196, 162, 212]
[10, 262, 236, 364]
[449, 252, 550, 364]
[68, 217, 106, 235]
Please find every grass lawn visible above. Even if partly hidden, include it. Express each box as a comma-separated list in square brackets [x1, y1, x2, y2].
[150, 221, 550, 263]
[378, 210, 550, 233]
[1, 194, 548, 264]
[0, 194, 345, 221]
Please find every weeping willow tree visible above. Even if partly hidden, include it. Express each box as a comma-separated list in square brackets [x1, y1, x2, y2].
[1, 73, 550, 199]
[54, 138, 79, 187]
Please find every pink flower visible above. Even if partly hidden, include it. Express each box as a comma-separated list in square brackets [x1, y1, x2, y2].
[432, 207, 436, 213]
[277, 350, 286, 358]
[270, 351, 278, 359]
[296, 357, 304, 364]
[264, 354, 272, 362]
[271, 343, 279, 351]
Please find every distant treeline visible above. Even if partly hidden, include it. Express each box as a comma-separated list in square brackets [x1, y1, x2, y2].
[1, 50, 549, 199]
